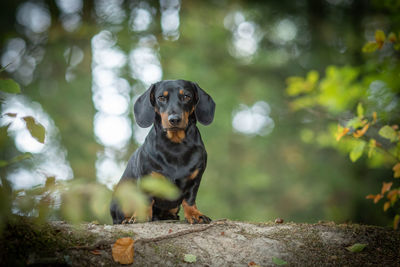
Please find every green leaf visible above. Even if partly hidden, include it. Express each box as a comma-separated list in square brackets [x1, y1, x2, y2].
[350, 140, 366, 162]
[114, 181, 148, 221]
[23, 116, 46, 144]
[346, 243, 367, 252]
[183, 254, 197, 263]
[140, 176, 179, 200]
[378, 125, 397, 142]
[0, 79, 21, 94]
[375, 30, 386, 46]
[362, 42, 379, 53]
[356, 103, 364, 119]
[272, 257, 287, 265]
[368, 139, 376, 158]
[346, 117, 363, 129]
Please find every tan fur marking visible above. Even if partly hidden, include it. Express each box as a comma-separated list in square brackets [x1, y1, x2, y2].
[189, 169, 199, 180]
[169, 207, 179, 215]
[179, 89, 184, 95]
[163, 91, 169, 96]
[166, 130, 186, 143]
[182, 199, 204, 224]
[160, 112, 169, 128]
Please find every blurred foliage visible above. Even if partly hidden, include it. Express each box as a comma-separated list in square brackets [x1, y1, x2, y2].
[0, 0, 400, 229]
[286, 30, 400, 228]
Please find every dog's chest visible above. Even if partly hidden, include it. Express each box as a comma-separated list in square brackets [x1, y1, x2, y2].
[153, 143, 204, 180]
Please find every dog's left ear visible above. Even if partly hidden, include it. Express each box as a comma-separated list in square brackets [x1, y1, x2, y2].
[192, 82, 215, 125]
[134, 84, 156, 128]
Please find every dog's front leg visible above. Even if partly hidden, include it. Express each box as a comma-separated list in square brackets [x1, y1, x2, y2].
[182, 177, 211, 224]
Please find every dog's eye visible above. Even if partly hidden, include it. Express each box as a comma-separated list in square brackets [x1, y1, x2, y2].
[183, 95, 191, 102]
[158, 96, 167, 102]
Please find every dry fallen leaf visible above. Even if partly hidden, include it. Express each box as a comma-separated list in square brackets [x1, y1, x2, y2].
[112, 237, 134, 265]
[168, 229, 173, 233]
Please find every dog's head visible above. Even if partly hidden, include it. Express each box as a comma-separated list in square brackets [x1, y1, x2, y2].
[134, 80, 215, 131]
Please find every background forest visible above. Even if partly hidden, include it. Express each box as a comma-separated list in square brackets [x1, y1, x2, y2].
[0, 0, 400, 228]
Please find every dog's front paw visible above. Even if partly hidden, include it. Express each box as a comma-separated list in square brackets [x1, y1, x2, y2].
[182, 200, 211, 224]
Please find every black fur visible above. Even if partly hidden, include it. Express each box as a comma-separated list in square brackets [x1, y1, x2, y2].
[110, 80, 215, 224]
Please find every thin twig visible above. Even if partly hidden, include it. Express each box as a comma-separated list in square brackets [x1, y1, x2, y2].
[70, 219, 228, 250]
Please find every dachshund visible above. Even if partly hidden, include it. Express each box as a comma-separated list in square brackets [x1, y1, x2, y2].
[110, 80, 215, 224]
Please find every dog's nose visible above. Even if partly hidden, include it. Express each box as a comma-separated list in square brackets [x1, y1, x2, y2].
[168, 114, 182, 126]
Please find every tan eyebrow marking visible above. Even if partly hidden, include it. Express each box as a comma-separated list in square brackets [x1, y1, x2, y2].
[179, 89, 184, 95]
[163, 91, 169, 96]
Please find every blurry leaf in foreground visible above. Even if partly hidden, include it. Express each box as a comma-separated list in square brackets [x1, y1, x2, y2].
[0, 79, 21, 94]
[356, 102, 364, 118]
[115, 181, 148, 221]
[392, 163, 400, 178]
[375, 30, 386, 48]
[112, 237, 134, 265]
[23, 116, 46, 143]
[372, 112, 377, 124]
[272, 256, 287, 265]
[353, 123, 369, 138]
[378, 125, 397, 142]
[335, 125, 350, 141]
[89, 183, 112, 222]
[61, 187, 84, 224]
[140, 176, 179, 200]
[362, 42, 379, 53]
[349, 140, 366, 162]
[367, 139, 376, 158]
[183, 254, 197, 263]
[346, 243, 367, 252]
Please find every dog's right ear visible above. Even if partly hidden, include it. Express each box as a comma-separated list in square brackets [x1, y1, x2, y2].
[134, 84, 156, 128]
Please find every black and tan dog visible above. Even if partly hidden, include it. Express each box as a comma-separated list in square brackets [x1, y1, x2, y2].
[110, 80, 215, 224]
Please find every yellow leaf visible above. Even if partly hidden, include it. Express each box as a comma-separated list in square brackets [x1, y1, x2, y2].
[362, 41, 379, 53]
[374, 194, 383, 204]
[112, 237, 134, 265]
[393, 163, 400, 178]
[372, 112, 377, 124]
[366, 194, 383, 203]
[387, 189, 398, 201]
[366, 194, 375, 200]
[375, 30, 386, 48]
[383, 201, 390, 212]
[353, 123, 369, 138]
[336, 125, 350, 141]
[388, 32, 397, 43]
[381, 182, 393, 195]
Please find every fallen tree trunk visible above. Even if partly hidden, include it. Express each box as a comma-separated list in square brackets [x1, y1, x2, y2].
[1, 217, 399, 266]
